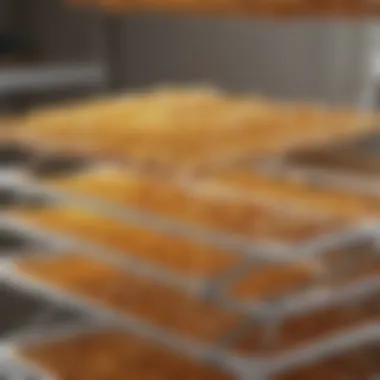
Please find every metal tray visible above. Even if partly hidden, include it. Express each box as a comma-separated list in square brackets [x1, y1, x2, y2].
[4, 208, 373, 308]
[1, 217, 230, 296]
[5, 321, 239, 380]
[220, 228, 380, 314]
[0, 235, 378, 380]
[0, 262, 234, 371]
[4, 209, 378, 315]
[3, 262, 379, 380]
[8, 179, 372, 263]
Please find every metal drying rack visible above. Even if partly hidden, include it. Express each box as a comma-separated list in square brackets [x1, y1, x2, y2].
[1, 152, 380, 379]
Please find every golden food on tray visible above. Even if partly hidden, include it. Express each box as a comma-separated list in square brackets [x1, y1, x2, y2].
[68, 0, 380, 17]
[277, 343, 380, 380]
[233, 293, 380, 355]
[231, 263, 318, 301]
[42, 170, 345, 244]
[14, 86, 378, 172]
[215, 170, 380, 218]
[12, 205, 240, 280]
[21, 329, 232, 380]
[16, 255, 240, 343]
[232, 239, 380, 302]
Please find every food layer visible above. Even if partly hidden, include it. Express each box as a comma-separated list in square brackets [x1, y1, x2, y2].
[13, 205, 240, 280]
[42, 171, 344, 244]
[215, 170, 380, 218]
[16, 255, 240, 343]
[276, 343, 380, 380]
[232, 294, 380, 355]
[21, 329, 232, 380]
[231, 263, 318, 301]
[14, 86, 378, 172]
[233, 238, 380, 302]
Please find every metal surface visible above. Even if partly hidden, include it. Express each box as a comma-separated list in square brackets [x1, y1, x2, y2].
[2, 167, 380, 379]
[3, 193, 380, 308]
[1, 231, 380, 379]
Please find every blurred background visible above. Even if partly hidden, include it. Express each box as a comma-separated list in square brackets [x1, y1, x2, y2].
[1, 0, 380, 113]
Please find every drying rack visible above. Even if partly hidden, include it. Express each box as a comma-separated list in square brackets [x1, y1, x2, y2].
[1, 3, 380, 379]
[1, 148, 380, 379]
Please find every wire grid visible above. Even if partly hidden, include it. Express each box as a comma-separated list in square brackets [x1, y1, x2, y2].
[1, 152, 380, 379]
[1, 228, 380, 379]
[1, 212, 380, 378]
[6, 174, 372, 259]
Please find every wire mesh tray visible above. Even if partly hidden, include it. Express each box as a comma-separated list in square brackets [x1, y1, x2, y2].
[2, 216, 238, 295]
[2, 170, 380, 379]
[3, 233, 380, 350]
[0, 262, 233, 369]
[5, 206, 380, 311]
[1, 220, 379, 379]
[221, 228, 380, 311]
[4, 202, 375, 308]
[1, 258, 379, 380]
[8, 174, 372, 264]
[2, 322, 235, 380]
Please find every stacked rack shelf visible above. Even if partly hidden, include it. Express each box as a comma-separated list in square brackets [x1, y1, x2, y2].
[1, 86, 380, 379]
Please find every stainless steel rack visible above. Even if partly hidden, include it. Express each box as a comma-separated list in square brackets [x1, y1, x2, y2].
[1, 156, 380, 379]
